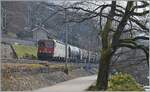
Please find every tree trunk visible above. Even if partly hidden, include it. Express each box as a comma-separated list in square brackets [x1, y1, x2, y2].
[96, 48, 112, 90]
[96, 2, 135, 90]
[95, 1, 116, 90]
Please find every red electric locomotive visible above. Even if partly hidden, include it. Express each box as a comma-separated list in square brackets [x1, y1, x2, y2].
[37, 39, 54, 60]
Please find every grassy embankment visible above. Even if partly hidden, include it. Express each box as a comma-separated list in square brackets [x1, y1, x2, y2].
[2, 63, 73, 91]
[12, 44, 37, 59]
[1, 62, 81, 91]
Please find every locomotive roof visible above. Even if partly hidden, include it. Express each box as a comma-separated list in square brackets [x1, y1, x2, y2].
[53, 39, 65, 45]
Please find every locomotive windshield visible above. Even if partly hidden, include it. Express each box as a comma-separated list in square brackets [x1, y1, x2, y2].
[38, 41, 45, 47]
[38, 40, 54, 48]
[45, 41, 54, 48]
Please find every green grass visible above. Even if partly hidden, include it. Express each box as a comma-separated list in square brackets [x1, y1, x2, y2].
[12, 44, 37, 58]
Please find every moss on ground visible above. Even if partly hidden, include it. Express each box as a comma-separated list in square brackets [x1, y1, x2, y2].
[88, 72, 144, 91]
[12, 44, 37, 59]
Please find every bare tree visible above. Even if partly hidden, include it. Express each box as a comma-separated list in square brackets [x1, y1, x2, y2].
[60, 1, 149, 90]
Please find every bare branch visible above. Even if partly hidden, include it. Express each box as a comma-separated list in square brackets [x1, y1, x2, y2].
[133, 36, 149, 40]
[129, 17, 149, 31]
[132, 1, 149, 10]
[132, 10, 149, 16]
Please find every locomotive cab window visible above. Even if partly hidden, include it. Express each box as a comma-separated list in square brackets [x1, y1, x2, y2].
[38, 41, 45, 47]
[45, 40, 54, 48]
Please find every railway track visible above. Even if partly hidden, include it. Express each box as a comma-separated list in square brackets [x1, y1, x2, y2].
[1, 58, 46, 64]
[1, 58, 98, 68]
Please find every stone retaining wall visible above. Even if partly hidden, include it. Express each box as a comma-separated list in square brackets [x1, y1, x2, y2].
[1, 43, 16, 59]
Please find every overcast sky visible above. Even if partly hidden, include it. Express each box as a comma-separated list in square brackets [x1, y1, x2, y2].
[47, 0, 148, 12]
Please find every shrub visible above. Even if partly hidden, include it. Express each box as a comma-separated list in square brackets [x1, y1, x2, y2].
[88, 72, 144, 91]
[108, 72, 144, 91]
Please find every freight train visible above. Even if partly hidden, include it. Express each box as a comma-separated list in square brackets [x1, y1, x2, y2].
[37, 39, 99, 63]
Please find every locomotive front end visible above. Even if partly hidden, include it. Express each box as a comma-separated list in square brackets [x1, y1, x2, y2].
[37, 39, 54, 61]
